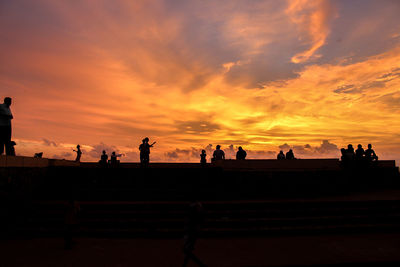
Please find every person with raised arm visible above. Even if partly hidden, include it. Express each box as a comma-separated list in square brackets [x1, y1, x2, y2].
[139, 137, 156, 167]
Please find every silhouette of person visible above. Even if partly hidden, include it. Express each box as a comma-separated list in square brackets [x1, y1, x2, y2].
[346, 144, 355, 160]
[365, 144, 378, 161]
[286, 149, 295, 160]
[212, 145, 225, 161]
[277, 150, 285, 160]
[99, 150, 108, 167]
[236, 146, 247, 160]
[139, 137, 156, 166]
[7, 141, 16, 156]
[0, 97, 13, 155]
[200, 150, 207, 166]
[183, 201, 207, 267]
[110, 151, 123, 167]
[73, 145, 82, 162]
[340, 148, 346, 162]
[355, 144, 365, 160]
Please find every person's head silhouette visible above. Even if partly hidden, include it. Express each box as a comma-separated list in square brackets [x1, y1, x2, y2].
[348, 144, 353, 149]
[77, 145, 80, 149]
[201, 150, 206, 154]
[102, 150, 106, 155]
[4, 97, 12, 107]
[143, 137, 149, 144]
[238, 146, 243, 151]
[357, 144, 362, 149]
[112, 152, 116, 156]
[216, 145, 221, 150]
[368, 144, 372, 149]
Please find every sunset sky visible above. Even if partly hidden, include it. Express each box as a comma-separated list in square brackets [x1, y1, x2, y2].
[1, 0, 400, 163]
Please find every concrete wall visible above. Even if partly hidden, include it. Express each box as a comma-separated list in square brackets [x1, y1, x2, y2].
[0, 155, 79, 167]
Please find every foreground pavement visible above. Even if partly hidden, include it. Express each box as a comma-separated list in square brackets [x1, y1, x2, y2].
[2, 233, 400, 267]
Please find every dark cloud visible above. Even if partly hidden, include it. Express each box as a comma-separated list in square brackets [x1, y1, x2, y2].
[175, 120, 220, 134]
[52, 152, 73, 159]
[87, 143, 118, 159]
[279, 143, 291, 151]
[42, 138, 57, 147]
[278, 140, 339, 157]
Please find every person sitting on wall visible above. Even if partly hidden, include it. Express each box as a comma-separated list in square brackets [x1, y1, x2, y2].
[340, 148, 346, 161]
[110, 151, 123, 167]
[355, 144, 365, 160]
[99, 150, 108, 167]
[212, 145, 225, 162]
[277, 150, 285, 160]
[285, 149, 295, 160]
[6, 141, 16, 156]
[236, 146, 247, 160]
[200, 150, 207, 166]
[345, 144, 355, 161]
[365, 144, 378, 161]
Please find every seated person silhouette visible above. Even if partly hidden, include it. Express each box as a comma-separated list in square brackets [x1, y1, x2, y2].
[212, 145, 225, 162]
[99, 150, 108, 166]
[200, 150, 207, 166]
[355, 144, 365, 160]
[34, 152, 43, 158]
[365, 144, 378, 161]
[345, 144, 355, 160]
[285, 149, 295, 160]
[110, 151, 123, 167]
[6, 141, 16, 156]
[277, 150, 285, 160]
[340, 148, 346, 161]
[236, 146, 247, 160]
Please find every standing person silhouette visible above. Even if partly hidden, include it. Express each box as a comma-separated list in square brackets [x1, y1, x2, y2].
[200, 150, 207, 166]
[212, 145, 225, 162]
[73, 145, 82, 162]
[0, 97, 13, 155]
[182, 201, 207, 267]
[139, 137, 156, 167]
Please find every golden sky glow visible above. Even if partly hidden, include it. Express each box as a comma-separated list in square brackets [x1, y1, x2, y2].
[1, 0, 400, 163]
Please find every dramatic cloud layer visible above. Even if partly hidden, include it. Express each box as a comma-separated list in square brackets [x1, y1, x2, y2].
[1, 0, 399, 164]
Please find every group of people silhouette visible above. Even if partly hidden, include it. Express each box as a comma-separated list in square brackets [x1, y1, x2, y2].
[341, 144, 378, 162]
[277, 149, 296, 160]
[0, 96, 384, 170]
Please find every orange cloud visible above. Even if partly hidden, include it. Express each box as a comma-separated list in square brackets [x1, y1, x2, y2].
[286, 0, 338, 63]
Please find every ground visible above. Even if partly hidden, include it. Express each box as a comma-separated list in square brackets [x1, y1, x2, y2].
[2, 233, 400, 267]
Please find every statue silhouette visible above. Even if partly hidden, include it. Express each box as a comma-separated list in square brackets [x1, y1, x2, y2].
[0, 97, 13, 155]
[236, 146, 247, 160]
